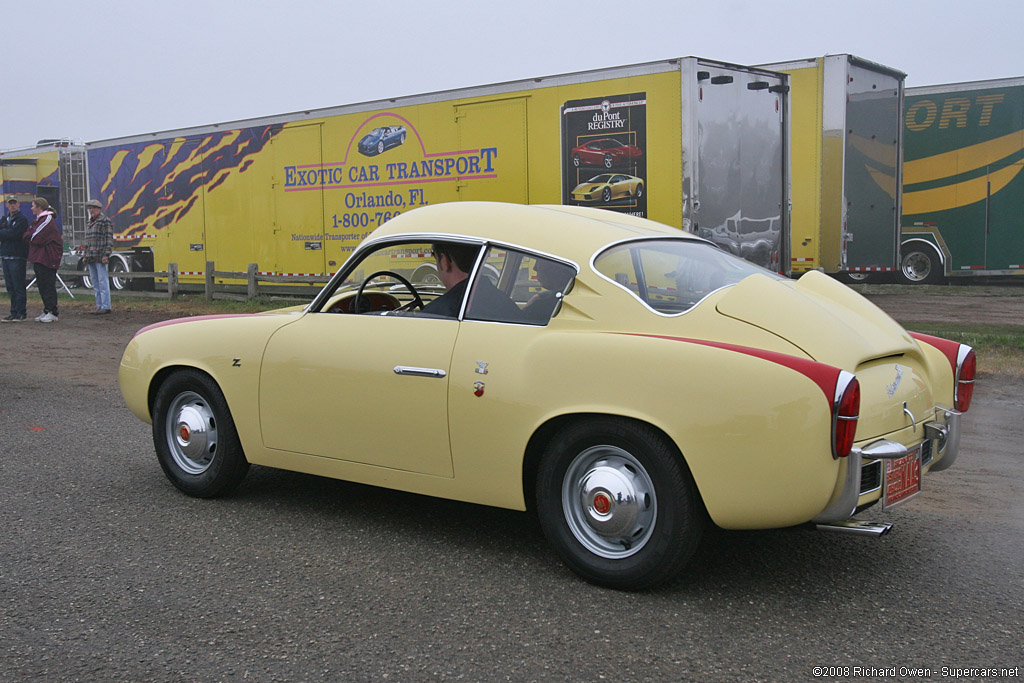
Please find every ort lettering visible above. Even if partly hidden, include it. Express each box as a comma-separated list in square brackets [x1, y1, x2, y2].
[905, 94, 1006, 132]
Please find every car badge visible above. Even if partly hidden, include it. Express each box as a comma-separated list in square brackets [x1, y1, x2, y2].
[473, 381, 485, 397]
[886, 366, 903, 398]
[475, 361, 489, 375]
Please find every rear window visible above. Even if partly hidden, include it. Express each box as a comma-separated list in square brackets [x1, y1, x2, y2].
[594, 239, 783, 314]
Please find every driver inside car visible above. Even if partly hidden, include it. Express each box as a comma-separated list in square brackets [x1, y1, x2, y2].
[422, 243, 522, 321]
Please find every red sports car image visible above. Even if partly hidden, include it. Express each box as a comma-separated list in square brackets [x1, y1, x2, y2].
[571, 138, 643, 169]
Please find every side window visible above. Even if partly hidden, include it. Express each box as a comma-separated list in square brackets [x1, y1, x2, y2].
[465, 247, 575, 325]
[317, 241, 451, 315]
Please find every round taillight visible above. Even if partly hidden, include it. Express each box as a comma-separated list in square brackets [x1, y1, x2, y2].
[833, 374, 860, 458]
[955, 347, 976, 412]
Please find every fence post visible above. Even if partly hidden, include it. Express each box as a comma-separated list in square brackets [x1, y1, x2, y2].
[205, 261, 215, 301]
[247, 263, 258, 300]
[168, 263, 179, 299]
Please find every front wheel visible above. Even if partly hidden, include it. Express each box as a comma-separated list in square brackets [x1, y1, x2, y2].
[536, 418, 703, 590]
[152, 369, 250, 498]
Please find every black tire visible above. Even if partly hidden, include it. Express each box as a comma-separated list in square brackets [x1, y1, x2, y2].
[603, 154, 614, 169]
[899, 244, 944, 285]
[152, 369, 250, 498]
[535, 417, 703, 590]
[602, 187, 612, 203]
[109, 253, 130, 291]
[377, 140, 385, 155]
[837, 271, 872, 285]
[572, 154, 581, 168]
[635, 184, 644, 199]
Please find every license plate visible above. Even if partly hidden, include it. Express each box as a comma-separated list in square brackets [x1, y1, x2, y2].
[883, 446, 922, 508]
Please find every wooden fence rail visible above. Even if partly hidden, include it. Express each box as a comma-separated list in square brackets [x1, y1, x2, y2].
[53, 262, 331, 301]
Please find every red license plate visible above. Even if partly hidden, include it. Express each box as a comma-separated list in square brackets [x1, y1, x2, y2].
[884, 447, 922, 508]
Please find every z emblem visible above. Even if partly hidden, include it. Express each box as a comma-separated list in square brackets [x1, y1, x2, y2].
[233, 358, 241, 367]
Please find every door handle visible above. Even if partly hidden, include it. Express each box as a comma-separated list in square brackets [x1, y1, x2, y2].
[394, 366, 446, 378]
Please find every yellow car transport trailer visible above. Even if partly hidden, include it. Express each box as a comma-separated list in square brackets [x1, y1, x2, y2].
[56, 57, 789, 288]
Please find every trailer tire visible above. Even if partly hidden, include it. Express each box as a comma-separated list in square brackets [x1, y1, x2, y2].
[79, 252, 131, 290]
[109, 253, 130, 290]
[899, 243, 944, 285]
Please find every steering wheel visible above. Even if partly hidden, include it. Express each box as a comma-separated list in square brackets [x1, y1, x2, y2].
[354, 270, 424, 314]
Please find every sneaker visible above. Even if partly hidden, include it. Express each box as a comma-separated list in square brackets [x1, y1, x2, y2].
[1, 315, 15, 322]
[90, 308, 112, 316]
[34, 312, 46, 321]
[37, 312, 58, 323]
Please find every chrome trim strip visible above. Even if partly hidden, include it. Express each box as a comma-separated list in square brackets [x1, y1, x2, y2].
[393, 366, 447, 378]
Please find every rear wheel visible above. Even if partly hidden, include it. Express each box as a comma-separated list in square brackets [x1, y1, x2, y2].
[899, 243, 944, 285]
[152, 369, 250, 498]
[109, 253, 130, 290]
[536, 417, 703, 590]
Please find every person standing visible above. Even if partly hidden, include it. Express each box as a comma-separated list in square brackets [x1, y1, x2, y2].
[24, 197, 63, 323]
[83, 198, 113, 315]
[0, 197, 29, 321]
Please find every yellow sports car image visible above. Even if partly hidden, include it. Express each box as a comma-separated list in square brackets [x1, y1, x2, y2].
[119, 202, 975, 590]
[570, 173, 644, 203]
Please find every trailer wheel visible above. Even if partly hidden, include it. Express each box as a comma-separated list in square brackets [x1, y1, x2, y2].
[109, 253, 130, 290]
[78, 257, 92, 289]
[899, 244, 944, 285]
[78, 253, 131, 290]
[837, 271, 872, 284]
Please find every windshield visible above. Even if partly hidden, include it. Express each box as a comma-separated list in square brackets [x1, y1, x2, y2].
[594, 239, 784, 315]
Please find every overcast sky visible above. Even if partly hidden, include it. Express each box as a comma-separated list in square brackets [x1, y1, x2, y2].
[3, 0, 1022, 149]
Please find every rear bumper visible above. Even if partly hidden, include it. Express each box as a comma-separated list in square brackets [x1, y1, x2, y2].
[812, 407, 962, 524]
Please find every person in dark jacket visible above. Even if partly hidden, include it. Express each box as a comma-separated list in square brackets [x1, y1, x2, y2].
[24, 197, 63, 323]
[422, 242, 523, 321]
[0, 197, 29, 321]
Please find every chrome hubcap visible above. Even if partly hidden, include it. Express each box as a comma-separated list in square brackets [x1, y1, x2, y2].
[902, 252, 931, 281]
[562, 446, 657, 559]
[166, 391, 217, 475]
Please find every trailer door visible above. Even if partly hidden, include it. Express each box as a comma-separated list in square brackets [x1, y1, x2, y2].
[841, 62, 902, 272]
[695, 68, 786, 271]
[455, 98, 528, 203]
[269, 124, 326, 277]
[985, 159, 1024, 270]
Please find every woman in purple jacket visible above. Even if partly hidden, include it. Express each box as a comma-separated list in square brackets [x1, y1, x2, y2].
[24, 197, 63, 323]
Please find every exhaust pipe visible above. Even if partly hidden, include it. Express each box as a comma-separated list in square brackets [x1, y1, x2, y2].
[816, 520, 893, 537]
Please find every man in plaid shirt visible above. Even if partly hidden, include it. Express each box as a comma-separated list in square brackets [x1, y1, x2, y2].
[84, 198, 114, 315]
